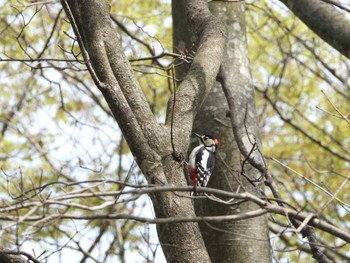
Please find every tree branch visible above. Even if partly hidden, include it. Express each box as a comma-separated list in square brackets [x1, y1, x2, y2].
[1, 184, 349, 243]
[60, 0, 166, 184]
[279, 0, 350, 58]
[165, 0, 226, 152]
[0, 248, 43, 263]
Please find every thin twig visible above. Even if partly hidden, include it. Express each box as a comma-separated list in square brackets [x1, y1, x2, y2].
[321, 89, 350, 125]
[318, 172, 350, 214]
[271, 157, 350, 209]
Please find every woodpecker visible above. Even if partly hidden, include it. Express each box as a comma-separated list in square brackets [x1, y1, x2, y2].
[188, 133, 219, 189]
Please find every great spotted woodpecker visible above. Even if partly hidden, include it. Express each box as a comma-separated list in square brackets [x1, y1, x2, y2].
[188, 133, 219, 189]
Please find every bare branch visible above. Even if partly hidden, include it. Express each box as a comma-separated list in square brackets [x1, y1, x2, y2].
[1, 182, 349, 243]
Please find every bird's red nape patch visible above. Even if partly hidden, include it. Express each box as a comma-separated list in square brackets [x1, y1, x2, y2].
[214, 139, 219, 146]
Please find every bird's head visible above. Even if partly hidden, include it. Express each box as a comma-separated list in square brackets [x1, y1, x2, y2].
[193, 132, 219, 148]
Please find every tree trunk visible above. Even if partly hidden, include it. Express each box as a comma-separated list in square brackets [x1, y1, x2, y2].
[62, 0, 226, 262]
[193, 1, 272, 262]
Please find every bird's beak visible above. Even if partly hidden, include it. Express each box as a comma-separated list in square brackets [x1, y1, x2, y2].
[193, 132, 202, 138]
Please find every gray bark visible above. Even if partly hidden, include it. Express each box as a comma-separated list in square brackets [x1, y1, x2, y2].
[173, 0, 271, 262]
[279, 0, 350, 58]
[0, 248, 41, 263]
[192, 1, 272, 262]
[61, 0, 226, 262]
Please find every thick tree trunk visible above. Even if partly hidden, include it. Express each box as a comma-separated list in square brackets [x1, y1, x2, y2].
[192, 1, 272, 262]
[62, 0, 226, 262]
[279, 0, 350, 58]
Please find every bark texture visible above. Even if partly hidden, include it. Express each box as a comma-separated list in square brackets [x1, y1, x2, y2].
[61, 0, 226, 262]
[280, 0, 350, 58]
[190, 1, 272, 262]
[0, 248, 39, 263]
[174, 0, 273, 261]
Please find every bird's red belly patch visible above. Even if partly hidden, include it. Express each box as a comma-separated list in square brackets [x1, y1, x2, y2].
[188, 167, 198, 186]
